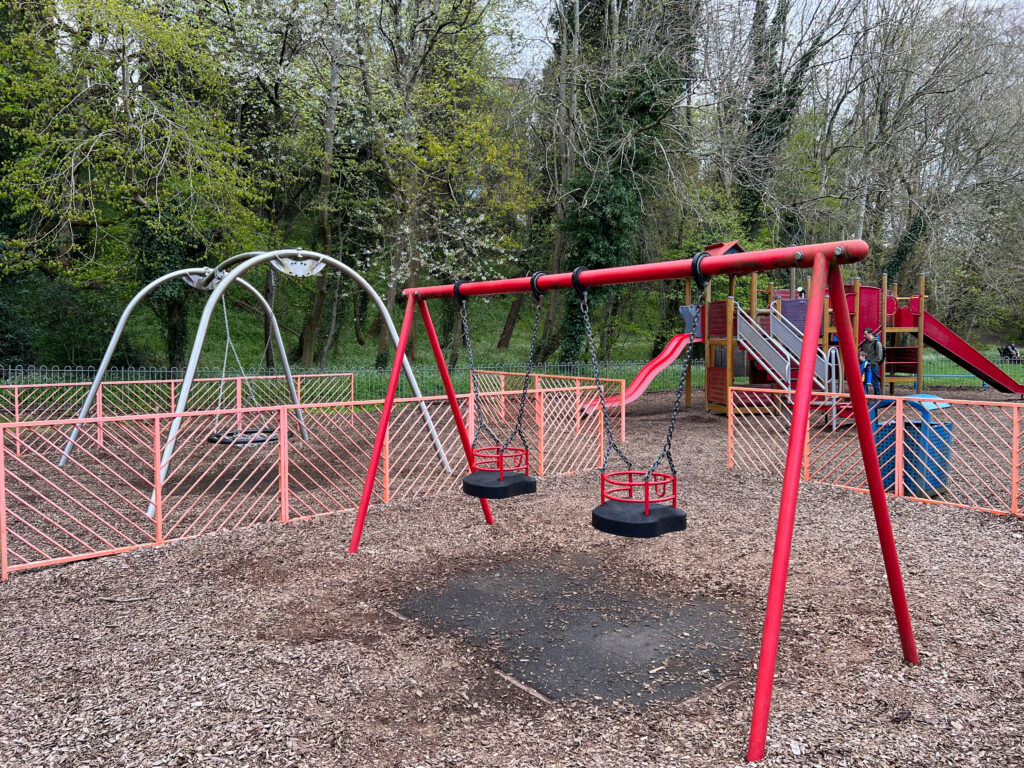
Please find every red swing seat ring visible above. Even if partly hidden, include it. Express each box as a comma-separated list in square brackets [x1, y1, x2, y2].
[592, 470, 687, 538]
[463, 445, 537, 500]
[600, 470, 676, 515]
[471, 445, 530, 480]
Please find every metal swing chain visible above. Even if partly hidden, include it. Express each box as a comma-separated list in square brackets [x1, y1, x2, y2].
[579, 288, 633, 471]
[646, 289, 706, 479]
[647, 254, 709, 479]
[459, 297, 501, 448]
[501, 291, 545, 454]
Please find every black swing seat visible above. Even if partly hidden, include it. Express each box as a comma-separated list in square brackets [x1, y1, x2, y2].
[207, 427, 279, 446]
[591, 470, 686, 539]
[463, 470, 537, 499]
[462, 445, 537, 499]
[591, 500, 686, 538]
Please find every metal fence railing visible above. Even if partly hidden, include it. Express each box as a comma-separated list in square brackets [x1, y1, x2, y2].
[0, 374, 618, 580]
[4, 353, 1020, 398]
[0, 361, 707, 401]
[728, 386, 1024, 518]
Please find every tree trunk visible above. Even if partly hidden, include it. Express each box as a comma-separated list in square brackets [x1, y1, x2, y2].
[166, 298, 188, 369]
[298, 0, 341, 369]
[299, 273, 329, 368]
[599, 292, 621, 358]
[352, 287, 366, 345]
[319, 273, 344, 369]
[497, 294, 525, 349]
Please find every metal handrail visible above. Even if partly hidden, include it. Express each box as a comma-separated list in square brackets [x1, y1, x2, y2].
[767, 303, 830, 387]
[735, 306, 792, 391]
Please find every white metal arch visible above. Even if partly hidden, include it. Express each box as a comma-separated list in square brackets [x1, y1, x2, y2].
[155, 250, 452, 506]
[59, 266, 303, 467]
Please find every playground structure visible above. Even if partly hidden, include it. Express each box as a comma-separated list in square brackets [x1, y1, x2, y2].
[8, 238, 1017, 761]
[693, 242, 1024, 418]
[354, 239, 920, 762]
[59, 250, 456, 488]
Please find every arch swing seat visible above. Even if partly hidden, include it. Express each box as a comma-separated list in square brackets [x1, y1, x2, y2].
[573, 259, 707, 538]
[206, 426, 279, 446]
[206, 293, 281, 448]
[456, 275, 546, 500]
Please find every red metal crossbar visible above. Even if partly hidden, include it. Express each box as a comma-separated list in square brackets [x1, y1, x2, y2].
[348, 239, 918, 762]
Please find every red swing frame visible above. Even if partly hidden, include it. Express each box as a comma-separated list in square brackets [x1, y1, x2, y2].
[348, 240, 919, 761]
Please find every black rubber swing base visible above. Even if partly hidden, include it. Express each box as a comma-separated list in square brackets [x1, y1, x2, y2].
[591, 500, 687, 539]
[462, 471, 537, 499]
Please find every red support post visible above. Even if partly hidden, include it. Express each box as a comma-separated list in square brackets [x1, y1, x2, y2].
[828, 262, 919, 664]
[416, 297, 494, 526]
[349, 294, 420, 553]
[747, 250, 830, 762]
[153, 417, 163, 546]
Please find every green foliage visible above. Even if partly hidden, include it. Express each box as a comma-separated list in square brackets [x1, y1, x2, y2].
[0, 0, 263, 276]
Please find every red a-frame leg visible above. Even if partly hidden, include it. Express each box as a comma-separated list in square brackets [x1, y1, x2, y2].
[349, 294, 493, 554]
[746, 251, 830, 761]
[745, 255, 919, 761]
[827, 263, 918, 664]
[417, 296, 493, 526]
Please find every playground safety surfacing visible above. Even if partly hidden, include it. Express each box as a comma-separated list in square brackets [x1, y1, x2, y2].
[400, 554, 754, 704]
[5, 391, 1024, 766]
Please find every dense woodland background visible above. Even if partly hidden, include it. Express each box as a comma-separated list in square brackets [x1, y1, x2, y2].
[2, 0, 1023, 371]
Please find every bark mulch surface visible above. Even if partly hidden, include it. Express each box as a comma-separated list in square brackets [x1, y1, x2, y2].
[2, 390, 1024, 767]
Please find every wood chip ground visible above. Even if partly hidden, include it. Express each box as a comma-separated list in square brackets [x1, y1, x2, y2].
[2, 391, 1022, 767]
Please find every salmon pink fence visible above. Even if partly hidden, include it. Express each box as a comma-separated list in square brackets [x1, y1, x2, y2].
[0, 373, 623, 580]
[0, 372, 356, 426]
[728, 386, 1024, 517]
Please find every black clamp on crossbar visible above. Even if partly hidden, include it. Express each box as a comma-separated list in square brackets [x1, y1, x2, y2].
[530, 271, 547, 300]
[453, 280, 467, 304]
[571, 266, 588, 299]
[691, 252, 710, 294]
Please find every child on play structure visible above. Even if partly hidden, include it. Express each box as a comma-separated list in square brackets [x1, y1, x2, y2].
[858, 351, 873, 393]
[859, 330, 884, 395]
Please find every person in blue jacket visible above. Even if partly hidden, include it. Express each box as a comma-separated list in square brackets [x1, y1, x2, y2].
[858, 350, 873, 394]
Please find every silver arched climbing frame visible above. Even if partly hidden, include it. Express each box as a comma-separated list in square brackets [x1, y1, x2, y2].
[156, 250, 451, 518]
[59, 267, 305, 467]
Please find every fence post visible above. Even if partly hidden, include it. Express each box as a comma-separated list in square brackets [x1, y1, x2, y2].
[575, 378, 581, 434]
[1011, 405, 1019, 520]
[170, 380, 176, 412]
[467, 375, 475, 440]
[295, 376, 302, 405]
[13, 386, 20, 458]
[0, 426, 7, 582]
[96, 384, 105, 448]
[894, 398, 905, 497]
[153, 416, 163, 545]
[728, 388, 734, 468]
[619, 378, 626, 444]
[535, 388, 544, 476]
[382, 417, 391, 502]
[279, 408, 290, 523]
[235, 377, 243, 430]
[500, 373, 506, 421]
[802, 405, 811, 481]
